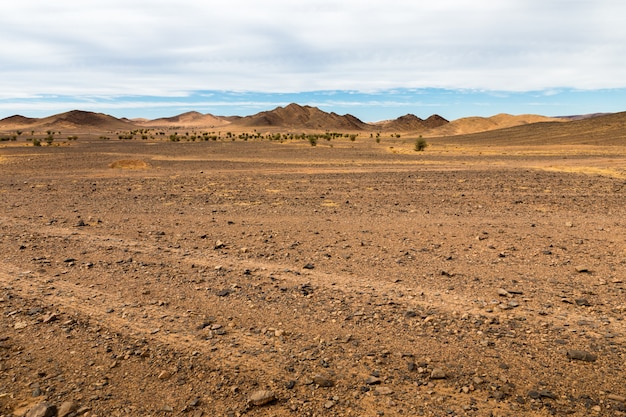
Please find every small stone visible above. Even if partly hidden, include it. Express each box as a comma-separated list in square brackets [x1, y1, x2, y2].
[375, 386, 394, 395]
[575, 298, 591, 306]
[42, 313, 58, 323]
[324, 400, 335, 409]
[575, 266, 590, 273]
[216, 289, 231, 297]
[158, 370, 172, 380]
[313, 374, 335, 387]
[303, 263, 315, 270]
[26, 402, 57, 417]
[430, 368, 447, 379]
[248, 390, 276, 406]
[497, 288, 510, 297]
[567, 350, 597, 362]
[58, 401, 77, 417]
[608, 394, 626, 403]
[214, 240, 225, 249]
[365, 376, 382, 385]
[14, 321, 28, 330]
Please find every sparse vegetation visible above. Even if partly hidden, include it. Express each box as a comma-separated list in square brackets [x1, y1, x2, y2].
[414, 136, 428, 151]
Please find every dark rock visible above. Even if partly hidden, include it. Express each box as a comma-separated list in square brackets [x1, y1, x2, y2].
[567, 350, 597, 362]
[313, 374, 335, 387]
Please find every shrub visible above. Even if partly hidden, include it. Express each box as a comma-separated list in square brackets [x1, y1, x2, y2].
[414, 137, 428, 151]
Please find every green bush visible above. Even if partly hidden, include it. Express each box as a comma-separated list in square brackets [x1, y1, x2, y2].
[414, 137, 428, 151]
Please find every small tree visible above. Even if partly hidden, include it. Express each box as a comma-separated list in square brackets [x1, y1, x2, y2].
[414, 136, 428, 151]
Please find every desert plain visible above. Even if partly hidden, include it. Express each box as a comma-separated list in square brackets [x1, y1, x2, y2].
[1, 108, 625, 417]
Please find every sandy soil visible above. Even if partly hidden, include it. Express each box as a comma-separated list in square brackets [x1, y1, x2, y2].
[1, 138, 625, 417]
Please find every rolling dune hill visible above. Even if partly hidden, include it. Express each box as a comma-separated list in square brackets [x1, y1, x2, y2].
[428, 113, 566, 137]
[431, 111, 626, 146]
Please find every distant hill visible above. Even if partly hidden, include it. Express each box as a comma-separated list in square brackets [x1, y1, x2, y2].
[136, 111, 230, 128]
[0, 110, 136, 131]
[428, 113, 565, 137]
[376, 114, 449, 132]
[232, 103, 370, 131]
[434, 111, 626, 146]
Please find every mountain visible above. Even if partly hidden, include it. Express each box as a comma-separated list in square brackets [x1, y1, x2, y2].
[377, 114, 449, 131]
[136, 111, 230, 128]
[0, 110, 136, 131]
[232, 103, 370, 131]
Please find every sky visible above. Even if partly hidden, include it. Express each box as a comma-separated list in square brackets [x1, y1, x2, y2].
[2, 0, 626, 121]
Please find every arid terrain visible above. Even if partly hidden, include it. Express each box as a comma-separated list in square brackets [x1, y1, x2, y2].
[1, 108, 625, 417]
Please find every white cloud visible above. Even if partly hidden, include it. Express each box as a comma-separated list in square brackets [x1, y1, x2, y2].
[2, 0, 626, 97]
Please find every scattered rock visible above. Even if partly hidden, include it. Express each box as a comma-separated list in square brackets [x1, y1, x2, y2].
[607, 394, 626, 403]
[303, 263, 315, 270]
[158, 370, 172, 380]
[26, 402, 57, 417]
[248, 390, 276, 406]
[375, 386, 394, 395]
[567, 350, 597, 362]
[58, 401, 77, 417]
[365, 376, 382, 385]
[430, 368, 447, 379]
[313, 374, 335, 387]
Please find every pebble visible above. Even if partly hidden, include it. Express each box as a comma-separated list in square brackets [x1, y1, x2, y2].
[365, 376, 382, 385]
[248, 390, 276, 406]
[608, 394, 626, 403]
[430, 368, 447, 379]
[26, 402, 57, 417]
[566, 350, 597, 362]
[375, 386, 394, 395]
[313, 374, 335, 387]
[158, 370, 172, 380]
[58, 401, 77, 417]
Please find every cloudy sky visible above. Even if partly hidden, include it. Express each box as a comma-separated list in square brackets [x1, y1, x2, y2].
[2, 0, 626, 121]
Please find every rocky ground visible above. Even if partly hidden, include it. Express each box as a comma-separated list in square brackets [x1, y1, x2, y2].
[0, 138, 625, 417]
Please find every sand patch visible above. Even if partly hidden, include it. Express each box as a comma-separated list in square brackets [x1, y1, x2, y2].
[109, 159, 150, 169]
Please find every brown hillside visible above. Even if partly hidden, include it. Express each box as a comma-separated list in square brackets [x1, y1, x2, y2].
[434, 111, 626, 146]
[380, 114, 425, 131]
[430, 113, 564, 137]
[0, 115, 38, 128]
[0, 110, 137, 131]
[423, 114, 449, 129]
[233, 103, 370, 131]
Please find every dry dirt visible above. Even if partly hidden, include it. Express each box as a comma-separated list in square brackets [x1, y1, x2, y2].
[1, 137, 625, 417]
